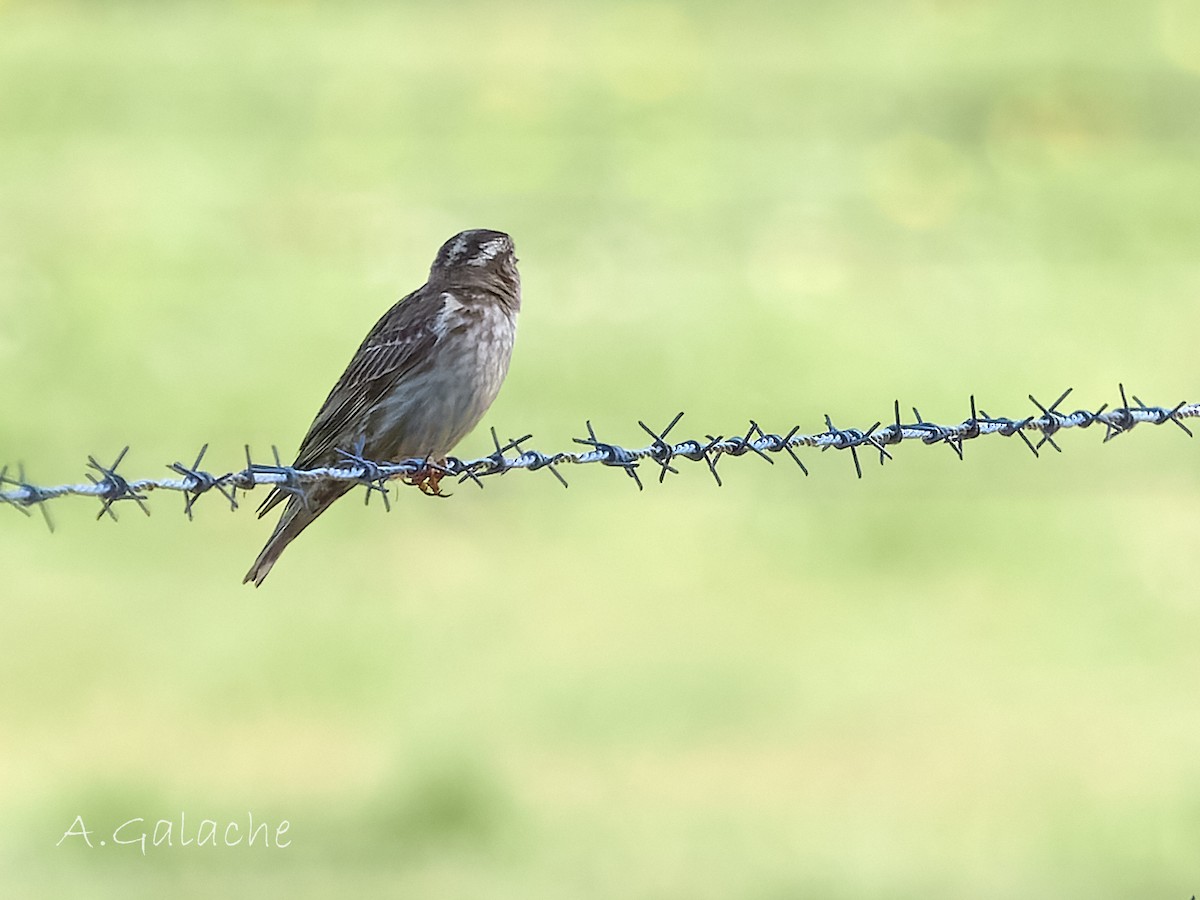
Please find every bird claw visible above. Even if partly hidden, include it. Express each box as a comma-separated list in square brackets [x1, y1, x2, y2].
[403, 462, 452, 498]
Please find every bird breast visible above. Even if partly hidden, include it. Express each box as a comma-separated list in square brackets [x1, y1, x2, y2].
[369, 293, 516, 460]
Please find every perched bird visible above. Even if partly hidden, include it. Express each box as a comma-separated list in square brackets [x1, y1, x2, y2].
[244, 229, 521, 586]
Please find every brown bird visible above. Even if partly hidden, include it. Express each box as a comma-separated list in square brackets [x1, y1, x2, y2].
[244, 229, 521, 586]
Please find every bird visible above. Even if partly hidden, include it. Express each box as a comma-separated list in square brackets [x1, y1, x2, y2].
[244, 228, 521, 586]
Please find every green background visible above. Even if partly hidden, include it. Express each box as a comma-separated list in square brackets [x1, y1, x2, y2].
[2, 0, 1199, 895]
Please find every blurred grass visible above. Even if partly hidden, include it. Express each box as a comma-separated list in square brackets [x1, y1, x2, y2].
[2, 0, 1200, 896]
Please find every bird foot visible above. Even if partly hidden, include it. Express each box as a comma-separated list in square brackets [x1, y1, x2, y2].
[403, 461, 451, 498]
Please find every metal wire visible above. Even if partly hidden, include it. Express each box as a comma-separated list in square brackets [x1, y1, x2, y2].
[1, 385, 1194, 528]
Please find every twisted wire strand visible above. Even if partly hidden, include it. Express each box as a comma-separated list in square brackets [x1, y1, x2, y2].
[1, 386, 1194, 527]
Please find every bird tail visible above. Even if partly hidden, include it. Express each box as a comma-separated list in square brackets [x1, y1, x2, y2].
[243, 485, 348, 587]
[244, 500, 309, 587]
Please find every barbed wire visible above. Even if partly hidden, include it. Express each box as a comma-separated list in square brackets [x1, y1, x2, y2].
[1, 385, 1194, 530]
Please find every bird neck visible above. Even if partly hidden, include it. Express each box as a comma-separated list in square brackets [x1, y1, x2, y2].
[436, 273, 520, 313]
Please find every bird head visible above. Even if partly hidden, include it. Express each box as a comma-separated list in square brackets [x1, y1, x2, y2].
[430, 229, 520, 301]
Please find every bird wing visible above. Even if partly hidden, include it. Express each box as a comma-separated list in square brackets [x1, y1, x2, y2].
[256, 287, 443, 518]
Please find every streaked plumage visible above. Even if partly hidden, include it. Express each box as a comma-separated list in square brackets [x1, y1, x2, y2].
[244, 229, 521, 586]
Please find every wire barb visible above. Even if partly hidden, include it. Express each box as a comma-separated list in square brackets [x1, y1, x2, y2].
[334, 438, 393, 511]
[1, 386, 1195, 519]
[85, 447, 150, 521]
[574, 420, 643, 490]
[0, 465, 33, 520]
[638, 412, 685, 483]
[169, 443, 238, 519]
